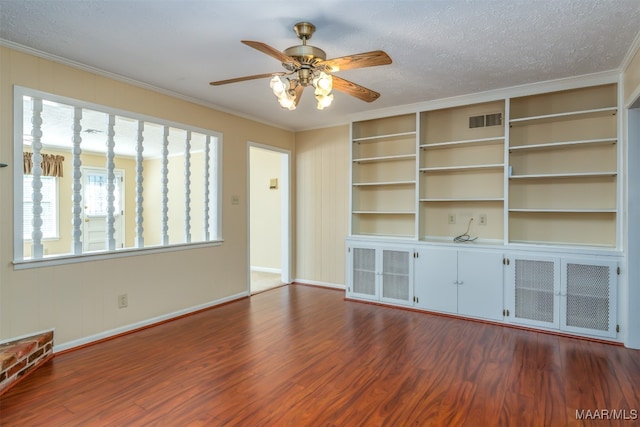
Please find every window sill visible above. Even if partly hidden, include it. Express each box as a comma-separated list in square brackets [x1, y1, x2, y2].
[13, 240, 224, 270]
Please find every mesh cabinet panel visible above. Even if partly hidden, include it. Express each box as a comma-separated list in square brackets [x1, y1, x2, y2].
[565, 263, 610, 331]
[353, 248, 376, 295]
[515, 259, 555, 322]
[382, 250, 410, 301]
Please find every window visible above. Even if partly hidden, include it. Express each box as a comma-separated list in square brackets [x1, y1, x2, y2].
[14, 86, 223, 266]
[23, 175, 58, 240]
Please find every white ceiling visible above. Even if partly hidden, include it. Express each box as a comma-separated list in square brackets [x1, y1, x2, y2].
[1, 0, 639, 132]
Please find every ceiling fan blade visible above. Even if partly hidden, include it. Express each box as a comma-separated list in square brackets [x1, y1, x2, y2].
[331, 76, 381, 102]
[294, 85, 304, 107]
[209, 72, 280, 86]
[241, 40, 301, 67]
[319, 50, 392, 72]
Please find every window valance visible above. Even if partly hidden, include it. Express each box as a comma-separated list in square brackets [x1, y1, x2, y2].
[23, 152, 65, 177]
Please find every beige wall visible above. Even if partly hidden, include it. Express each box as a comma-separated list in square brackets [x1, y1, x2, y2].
[0, 46, 294, 347]
[295, 125, 349, 286]
[249, 146, 282, 270]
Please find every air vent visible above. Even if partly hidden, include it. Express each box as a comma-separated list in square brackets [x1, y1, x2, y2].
[469, 115, 485, 128]
[485, 113, 502, 127]
[468, 113, 503, 128]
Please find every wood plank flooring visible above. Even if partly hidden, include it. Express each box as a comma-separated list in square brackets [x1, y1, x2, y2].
[1, 284, 639, 426]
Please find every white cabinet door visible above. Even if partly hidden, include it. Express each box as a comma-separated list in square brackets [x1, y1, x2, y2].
[414, 247, 458, 313]
[348, 246, 378, 301]
[561, 258, 617, 338]
[347, 243, 414, 305]
[380, 248, 414, 306]
[505, 254, 561, 329]
[457, 251, 503, 321]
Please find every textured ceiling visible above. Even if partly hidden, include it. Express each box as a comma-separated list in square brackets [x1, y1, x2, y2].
[1, 0, 639, 131]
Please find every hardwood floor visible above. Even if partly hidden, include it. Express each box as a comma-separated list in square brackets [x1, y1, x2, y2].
[1, 284, 639, 426]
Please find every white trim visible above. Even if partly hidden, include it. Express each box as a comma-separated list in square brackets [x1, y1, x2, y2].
[294, 278, 346, 290]
[0, 328, 55, 346]
[53, 292, 247, 353]
[250, 266, 282, 274]
[13, 240, 223, 270]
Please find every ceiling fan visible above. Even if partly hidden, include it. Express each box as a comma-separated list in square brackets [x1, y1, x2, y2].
[209, 22, 392, 110]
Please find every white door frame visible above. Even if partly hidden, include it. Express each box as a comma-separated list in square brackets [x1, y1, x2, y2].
[625, 98, 640, 348]
[247, 142, 292, 292]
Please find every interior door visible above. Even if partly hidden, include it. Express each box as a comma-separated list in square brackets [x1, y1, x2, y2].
[82, 168, 124, 251]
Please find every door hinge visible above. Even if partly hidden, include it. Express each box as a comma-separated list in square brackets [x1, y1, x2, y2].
[413, 296, 419, 303]
[616, 324, 620, 333]
[413, 251, 419, 258]
[503, 309, 510, 317]
[503, 258, 510, 266]
[617, 266, 621, 275]
[348, 247, 351, 253]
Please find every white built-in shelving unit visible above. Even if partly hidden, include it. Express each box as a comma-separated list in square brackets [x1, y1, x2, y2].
[346, 81, 621, 342]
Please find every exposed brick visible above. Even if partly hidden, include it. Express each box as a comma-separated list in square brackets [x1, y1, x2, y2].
[28, 347, 45, 363]
[0, 352, 18, 371]
[12, 341, 37, 359]
[7, 359, 27, 378]
[0, 331, 54, 397]
[36, 331, 54, 347]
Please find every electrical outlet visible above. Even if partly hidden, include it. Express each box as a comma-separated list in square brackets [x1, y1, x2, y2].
[479, 214, 487, 226]
[448, 214, 456, 224]
[117, 294, 128, 309]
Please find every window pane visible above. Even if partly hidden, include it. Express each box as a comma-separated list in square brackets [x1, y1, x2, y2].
[16, 88, 223, 262]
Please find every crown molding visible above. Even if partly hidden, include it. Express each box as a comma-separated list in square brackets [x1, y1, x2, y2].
[348, 69, 620, 122]
[0, 39, 296, 133]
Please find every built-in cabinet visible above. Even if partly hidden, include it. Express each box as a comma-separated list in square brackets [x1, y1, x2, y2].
[347, 243, 414, 306]
[347, 81, 622, 342]
[414, 247, 503, 321]
[504, 254, 618, 338]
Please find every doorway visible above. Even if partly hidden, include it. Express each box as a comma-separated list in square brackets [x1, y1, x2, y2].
[248, 143, 291, 294]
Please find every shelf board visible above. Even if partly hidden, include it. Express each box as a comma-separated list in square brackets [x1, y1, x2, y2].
[353, 131, 417, 143]
[420, 163, 504, 173]
[420, 197, 504, 202]
[353, 232, 417, 238]
[509, 172, 616, 180]
[353, 211, 416, 215]
[420, 136, 505, 150]
[509, 138, 617, 152]
[353, 154, 416, 163]
[353, 180, 416, 186]
[509, 107, 617, 126]
[509, 208, 616, 213]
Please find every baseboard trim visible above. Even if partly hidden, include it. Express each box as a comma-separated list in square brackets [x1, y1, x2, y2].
[54, 292, 248, 353]
[250, 266, 281, 274]
[293, 278, 345, 290]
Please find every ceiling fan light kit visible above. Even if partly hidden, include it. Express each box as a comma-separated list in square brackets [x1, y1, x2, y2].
[210, 22, 392, 111]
